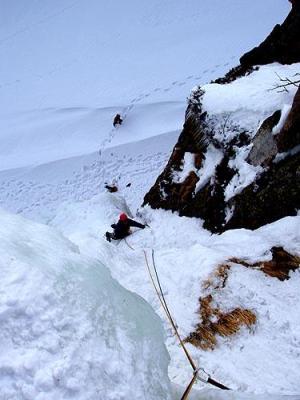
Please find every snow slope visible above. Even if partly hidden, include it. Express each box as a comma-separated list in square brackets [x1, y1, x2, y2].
[0, 101, 185, 170]
[0, 0, 289, 114]
[0, 0, 290, 172]
[0, 207, 171, 400]
[1, 1, 300, 399]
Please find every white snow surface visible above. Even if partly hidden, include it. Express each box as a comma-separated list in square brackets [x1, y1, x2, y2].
[196, 145, 224, 192]
[225, 146, 264, 202]
[172, 152, 197, 184]
[202, 64, 299, 123]
[0, 207, 171, 400]
[1, 1, 300, 399]
[0, 0, 290, 115]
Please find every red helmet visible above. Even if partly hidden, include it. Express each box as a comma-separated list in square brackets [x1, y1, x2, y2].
[119, 213, 128, 221]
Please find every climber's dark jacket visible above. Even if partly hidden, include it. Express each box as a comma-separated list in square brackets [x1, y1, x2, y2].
[111, 218, 145, 239]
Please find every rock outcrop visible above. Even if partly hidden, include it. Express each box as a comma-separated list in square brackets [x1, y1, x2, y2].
[144, 83, 300, 232]
[215, 0, 300, 84]
[240, 0, 300, 67]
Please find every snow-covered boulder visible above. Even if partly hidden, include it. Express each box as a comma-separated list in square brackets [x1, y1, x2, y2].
[0, 208, 171, 400]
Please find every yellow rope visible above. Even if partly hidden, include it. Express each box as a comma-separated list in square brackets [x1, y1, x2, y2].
[122, 237, 229, 397]
[143, 249, 202, 399]
[150, 249, 197, 372]
[180, 372, 199, 400]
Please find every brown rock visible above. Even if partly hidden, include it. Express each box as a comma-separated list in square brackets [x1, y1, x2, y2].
[194, 153, 203, 169]
[178, 171, 199, 205]
[259, 247, 300, 280]
[230, 247, 300, 281]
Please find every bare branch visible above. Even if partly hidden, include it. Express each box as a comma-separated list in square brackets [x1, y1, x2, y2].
[269, 72, 300, 93]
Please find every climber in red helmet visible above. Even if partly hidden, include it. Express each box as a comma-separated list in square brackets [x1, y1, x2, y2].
[105, 213, 146, 242]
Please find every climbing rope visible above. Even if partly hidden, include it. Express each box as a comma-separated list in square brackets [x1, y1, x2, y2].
[142, 250, 171, 321]
[149, 249, 197, 371]
[122, 238, 230, 398]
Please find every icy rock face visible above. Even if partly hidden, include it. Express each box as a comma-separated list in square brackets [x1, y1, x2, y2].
[144, 65, 300, 232]
[0, 208, 171, 400]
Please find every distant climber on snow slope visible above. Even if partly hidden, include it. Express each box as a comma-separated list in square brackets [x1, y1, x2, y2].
[105, 213, 146, 242]
[113, 113, 123, 127]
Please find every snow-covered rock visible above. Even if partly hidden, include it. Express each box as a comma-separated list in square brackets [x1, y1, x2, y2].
[144, 61, 300, 231]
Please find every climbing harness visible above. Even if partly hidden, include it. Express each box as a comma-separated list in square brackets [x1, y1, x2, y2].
[123, 239, 230, 398]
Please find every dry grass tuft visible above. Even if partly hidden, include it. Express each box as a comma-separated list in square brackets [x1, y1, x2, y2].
[214, 308, 256, 337]
[186, 294, 256, 350]
[187, 326, 217, 350]
[203, 264, 230, 290]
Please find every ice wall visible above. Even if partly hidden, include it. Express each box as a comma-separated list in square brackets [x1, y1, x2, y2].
[0, 208, 171, 400]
